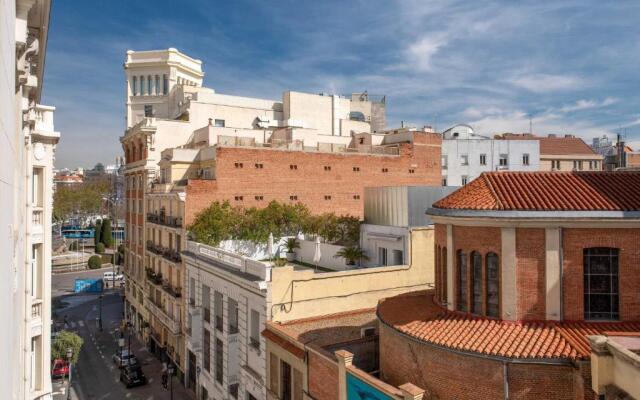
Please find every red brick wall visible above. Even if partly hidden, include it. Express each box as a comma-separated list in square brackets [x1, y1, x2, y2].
[562, 228, 640, 321]
[379, 323, 591, 400]
[516, 228, 546, 320]
[451, 226, 502, 314]
[183, 133, 441, 221]
[308, 351, 339, 400]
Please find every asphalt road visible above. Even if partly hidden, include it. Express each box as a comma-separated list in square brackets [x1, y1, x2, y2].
[52, 266, 122, 298]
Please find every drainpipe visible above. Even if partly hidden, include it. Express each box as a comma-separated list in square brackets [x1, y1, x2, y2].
[559, 227, 564, 321]
[503, 361, 509, 400]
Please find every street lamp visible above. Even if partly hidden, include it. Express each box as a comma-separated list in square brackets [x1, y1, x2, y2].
[98, 294, 103, 332]
[167, 363, 175, 400]
[66, 348, 73, 400]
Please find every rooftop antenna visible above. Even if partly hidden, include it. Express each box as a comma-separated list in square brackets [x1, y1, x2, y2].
[528, 113, 533, 135]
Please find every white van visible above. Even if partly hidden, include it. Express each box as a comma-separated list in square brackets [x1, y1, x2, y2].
[103, 271, 115, 281]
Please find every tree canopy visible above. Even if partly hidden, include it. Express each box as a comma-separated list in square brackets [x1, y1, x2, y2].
[53, 182, 110, 222]
[52, 330, 83, 363]
[189, 201, 360, 246]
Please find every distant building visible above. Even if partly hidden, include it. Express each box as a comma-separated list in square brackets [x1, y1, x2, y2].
[592, 134, 640, 171]
[499, 132, 603, 171]
[441, 124, 539, 186]
[1, 0, 59, 398]
[53, 174, 83, 190]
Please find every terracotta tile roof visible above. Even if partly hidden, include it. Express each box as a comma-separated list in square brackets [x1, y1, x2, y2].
[432, 171, 640, 211]
[377, 291, 640, 361]
[499, 134, 597, 156]
[267, 308, 377, 349]
[262, 329, 305, 359]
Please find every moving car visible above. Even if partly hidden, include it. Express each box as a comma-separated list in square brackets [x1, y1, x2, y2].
[112, 349, 138, 368]
[120, 364, 147, 388]
[51, 359, 69, 379]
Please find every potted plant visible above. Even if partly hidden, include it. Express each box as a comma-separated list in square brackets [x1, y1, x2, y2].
[285, 238, 300, 261]
[334, 245, 369, 266]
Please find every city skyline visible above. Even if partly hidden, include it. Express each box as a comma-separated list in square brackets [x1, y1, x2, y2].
[45, 0, 640, 168]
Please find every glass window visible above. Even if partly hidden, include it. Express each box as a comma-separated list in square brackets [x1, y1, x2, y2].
[584, 248, 619, 320]
[202, 285, 210, 322]
[461, 176, 468, 185]
[155, 75, 160, 95]
[214, 291, 223, 332]
[522, 153, 530, 166]
[214, 119, 225, 128]
[163, 74, 169, 95]
[140, 76, 145, 95]
[486, 253, 500, 317]
[281, 361, 292, 400]
[144, 105, 153, 117]
[461, 155, 468, 166]
[203, 329, 210, 372]
[132, 76, 137, 96]
[457, 250, 467, 312]
[441, 247, 448, 304]
[215, 338, 223, 383]
[479, 154, 487, 165]
[250, 310, 260, 349]
[147, 76, 152, 95]
[471, 251, 482, 315]
[499, 154, 508, 166]
[441, 155, 448, 168]
[378, 247, 388, 266]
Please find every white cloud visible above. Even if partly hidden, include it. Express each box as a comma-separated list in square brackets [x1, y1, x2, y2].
[509, 73, 584, 93]
[407, 34, 450, 71]
[558, 97, 618, 113]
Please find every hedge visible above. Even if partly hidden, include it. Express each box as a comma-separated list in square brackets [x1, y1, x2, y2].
[87, 255, 102, 269]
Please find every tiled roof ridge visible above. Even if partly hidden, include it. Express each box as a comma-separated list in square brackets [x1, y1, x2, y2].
[480, 173, 503, 210]
[275, 307, 377, 327]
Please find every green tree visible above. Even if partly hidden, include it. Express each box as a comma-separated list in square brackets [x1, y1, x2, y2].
[88, 255, 102, 269]
[53, 182, 111, 222]
[101, 218, 113, 248]
[334, 245, 369, 266]
[94, 219, 102, 248]
[51, 330, 83, 363]
[95, 243, 105, 254]
[68, 241, 79, 251]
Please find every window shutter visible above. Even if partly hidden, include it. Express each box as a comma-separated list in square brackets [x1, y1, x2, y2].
[293, 368, 303, 400]
[269, 353, 279, 394]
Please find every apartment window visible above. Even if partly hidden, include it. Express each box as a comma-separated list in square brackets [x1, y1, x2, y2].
[234, 196, 243, 201]
[589, 161, 594, 169]
[255, 195, 264, 201]
[324, 195, 332, 200]
[353, 166, 360, 172]
[584, 248, 619, 320]
[203, 285, 211, 323]
[442, 178, 447, 186]
[499, 154, 508, 166]
[574, 160, 583, 170]
[353, 194, 360, 200]
[378, 247, 388, 266]
[486, 253, 500, 318]
[234, 162, 243, 168]
[461, 176, 468, 185]
[460, 155, 468, 166]
[214, 119, 225, 128]
[479, 154, 487, 166]
[457, 250, 468, 312]
[281, 361, 292, 400]
[392, 249, 404, 265]
[144, 105, 153, 117]
[132, 76, 137, 96]
[289, 195, 298, 201]
[163, 74, 168, 95]
[289, 164, 297, 170]
[441, 155, 448, 169]
[228, 298, 239, 334]
[381, 168, 389, 173]
[552, 160, 561, 170]
[215, 338, 223, 384]
[147, 76, 152, 95]
[140, 75, 145, 94]
[255, 163, 264, 169]
[408, 169, 415, 174]
[203, 329, 211, 372]
[189, 277, 195, 306]
[471, 251, 482, 315]
[249, 309, 260, 350]
[154, 75, 160, 95]
[214, 291, 223, 332]
[324, 166, 331, 171]
[522, 153, 530, 166]
[269, 353, 280, 394]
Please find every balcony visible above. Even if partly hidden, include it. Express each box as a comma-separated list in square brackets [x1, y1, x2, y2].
[162, 279, 182, 298]
[31, 300, 43, 319]
[146, 241, 182, 263]
[146, 212, 183, 228]
[145, 267, 163, 286]
[145, 296, 181, 335]
[31, 209, 44, 238]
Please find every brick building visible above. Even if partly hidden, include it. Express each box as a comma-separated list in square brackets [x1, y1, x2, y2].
[376, 171, 640, 400]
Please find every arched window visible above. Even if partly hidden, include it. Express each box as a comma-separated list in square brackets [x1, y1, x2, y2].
[457, 250, 467, 312]
[486, 252, 500, 318]
[140, 76, 145, 96]
[132, 76, 137, 96]
[584, 248, 619, 320]
[471, 251, 483, 315]
[441, 247, 447, 304]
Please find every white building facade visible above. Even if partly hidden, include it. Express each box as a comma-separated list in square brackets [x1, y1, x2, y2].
[1, 0, 59, 398]
[441, 124, 539, 186]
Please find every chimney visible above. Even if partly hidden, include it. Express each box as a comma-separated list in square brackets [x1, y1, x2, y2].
[208, 118, 213, 126]
[564, 134, 575, 138]
[548, 134, 556, 138]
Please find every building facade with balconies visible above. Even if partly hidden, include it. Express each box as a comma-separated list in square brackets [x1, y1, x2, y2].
[1, 1, 59, 398]
[441, 124, 539, 186]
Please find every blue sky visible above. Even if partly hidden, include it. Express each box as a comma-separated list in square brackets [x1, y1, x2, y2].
[44, 0, 640, 169]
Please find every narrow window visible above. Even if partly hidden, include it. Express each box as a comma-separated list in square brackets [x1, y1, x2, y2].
[522, 153, 530, 166]
[147, 75, 152, 95]
[132, 76, 137, 96]
[281, 361, 292, 400]
[442, 178, 447, 186]
[584, 248, 619, 320]
[408, 169, 415, 174]
[457, 250, 468, 312]
[250, 309, 260, 349]
[215, 338, 223, 383]
[214, 291, 223, 332]
[461, 155, 468, 166]
[441, 247, 448, 304]
[155, 75, 160, 95]
[324, 166, 331, 171]
[486, 252, 500, 317]
[144, 105, 153, 117]
[499, 154, 508, 166]
[471, 251, 482, 315]
[203, 329, 211, 372]
[324, 195, 332, 200]
[479, 154, 487, 165]
[202, 285, 210, 322]
[381, 168, 388, 173]
[353, 194, 360, 200]
[441, 155, 448, 169]
[379, 247, 388, 266]
[140, 75, 146, 95]
[353, 166, 360, 172]
[163, 74, 168, 95]
[461, 176, 468, 185]
[289, 165, 297, 170]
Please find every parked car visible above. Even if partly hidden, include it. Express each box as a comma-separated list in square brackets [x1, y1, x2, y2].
[51, 359, 69, 379]
[103, 271, 114, 281]
[112, 349, 138, 368]
[120, 364, 147, 388]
